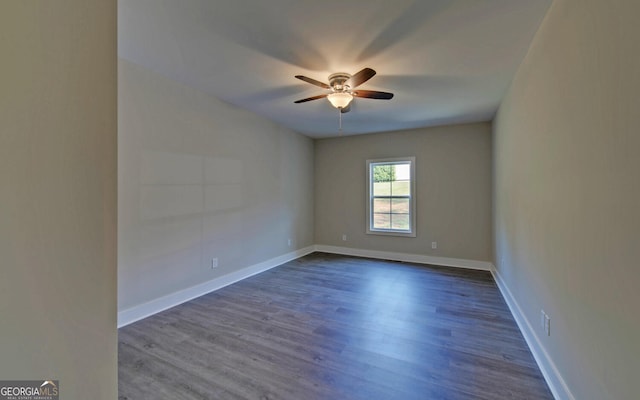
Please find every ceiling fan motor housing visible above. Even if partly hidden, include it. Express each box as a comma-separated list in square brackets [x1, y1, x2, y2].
[328, 72, 351, 92]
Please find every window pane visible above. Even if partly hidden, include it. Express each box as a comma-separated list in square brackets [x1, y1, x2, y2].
[372, 164, 395, 182]
[395, 164, 410, 180]
[391, 198, 409, 214]
[391, 214, 410, 230]
[373, 198, 391, 213]
[373, 181, 391, 196]
[391, 180, 410, 195]
[373, 213, 391, 229]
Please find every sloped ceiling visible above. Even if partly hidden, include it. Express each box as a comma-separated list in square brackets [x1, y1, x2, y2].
[119, 0, 551, 138]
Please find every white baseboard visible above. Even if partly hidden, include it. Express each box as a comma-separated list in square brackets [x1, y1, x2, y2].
[491, 269, 575, 400]
[118, 245, 490, 327]
[118, 242, 572, 399]
[117, 246, 315, 328]
[314, 244, 494, 271]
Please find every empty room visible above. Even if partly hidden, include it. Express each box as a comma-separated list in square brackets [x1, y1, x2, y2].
[1, 1, 638, 399]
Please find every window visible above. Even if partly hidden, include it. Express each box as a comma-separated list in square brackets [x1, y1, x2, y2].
[366, 157, 416, 237]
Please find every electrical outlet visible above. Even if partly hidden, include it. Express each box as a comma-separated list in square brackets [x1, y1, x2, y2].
[288, 239, 292, 247]
[540, 310, 551, 336]
[431, 241, 437, 249]
[211, 258, 218, 269]
[545, 314, 551, 336]
[342, 234, 347, 241]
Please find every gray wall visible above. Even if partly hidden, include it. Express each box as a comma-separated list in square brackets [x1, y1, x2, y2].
[493, 0, 640, 398]
[0, 1, 117, 398]
[315, 123, 492, 262]
[118, 60, 314, 311]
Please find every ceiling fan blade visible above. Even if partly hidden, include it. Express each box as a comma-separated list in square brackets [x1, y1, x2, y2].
[294, 94, 328, 104]
[348, 68, 376, 88]
[353, 90, 394, 100]
[295, 75, 331, 89]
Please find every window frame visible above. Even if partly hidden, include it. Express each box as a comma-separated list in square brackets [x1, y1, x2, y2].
[366, 157, 416, 237]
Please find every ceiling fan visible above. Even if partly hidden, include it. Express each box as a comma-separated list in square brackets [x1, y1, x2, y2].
[294, 68, 394, 113]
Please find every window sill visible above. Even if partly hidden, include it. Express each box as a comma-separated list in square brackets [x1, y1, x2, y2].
[366, 229, 416, 238]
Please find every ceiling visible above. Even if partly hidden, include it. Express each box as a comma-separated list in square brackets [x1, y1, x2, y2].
[118, 0, 551, 138]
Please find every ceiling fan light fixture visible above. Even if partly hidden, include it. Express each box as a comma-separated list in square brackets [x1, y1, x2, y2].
[327, 92, 353, 109]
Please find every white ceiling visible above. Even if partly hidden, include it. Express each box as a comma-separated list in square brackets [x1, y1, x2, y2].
[118, 0, 551, 138]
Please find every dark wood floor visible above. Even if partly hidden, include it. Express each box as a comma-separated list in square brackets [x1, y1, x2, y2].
[119, 253, 553, 400]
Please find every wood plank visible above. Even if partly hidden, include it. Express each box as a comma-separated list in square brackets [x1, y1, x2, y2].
[119, 253, 553, 399]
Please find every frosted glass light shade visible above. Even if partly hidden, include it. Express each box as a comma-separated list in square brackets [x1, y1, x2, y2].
[327, 92, 353, 109]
